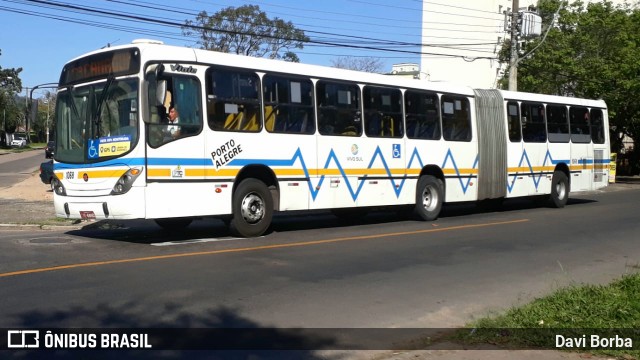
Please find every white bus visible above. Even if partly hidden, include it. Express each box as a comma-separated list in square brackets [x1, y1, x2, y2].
[52, 40, 610, 237]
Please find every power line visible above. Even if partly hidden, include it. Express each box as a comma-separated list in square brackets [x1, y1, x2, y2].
[347, 0, 503, 20]
[1, 0, 500, 61]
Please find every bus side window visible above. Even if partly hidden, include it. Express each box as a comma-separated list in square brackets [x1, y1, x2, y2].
[147, 75, 202, 147]
[263, 75, 315, 134]
[547, 104, 569, 143]
[363, 86, 402, 138]
[522, 102, 546, 143]
[317, 80, 361, 136]
[206, 67, 261, 133]
[570, 106, 591, 143]
[442, 95, 471, 142]
[590, 109, 606, 144]
[405, 90, 440, 140]
[507, 101, 521, 142]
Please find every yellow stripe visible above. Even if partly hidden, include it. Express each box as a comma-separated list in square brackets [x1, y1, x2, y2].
[273, 169, 308, 176]
[508, 166, 555, 173]
[0, 219, 529, 278]
[202, 169, 241, 177]
[442, 168, 478, 175]
[147, 168, 171, 177]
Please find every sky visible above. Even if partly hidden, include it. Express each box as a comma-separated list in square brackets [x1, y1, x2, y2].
[0, 0, 431, 99]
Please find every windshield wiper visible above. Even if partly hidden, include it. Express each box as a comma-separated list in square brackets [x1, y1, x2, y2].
[93, 75, 115, 138]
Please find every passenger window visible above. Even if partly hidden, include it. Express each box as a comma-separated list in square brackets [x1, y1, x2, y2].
[590, 109, 606, 144]
[521, 102, 546, 143]
[570, 106, 591, 143]
[363, 86, 403, 138]
[546, 104, 569, 143]
[316, 81, 362, 136]
[441, 95, 471, 142]
[148, 75, 203, 148]
[507, 101, 521, 142]
[206, 68, 261, 133]
[263, 75, 315, 134]
[405, 90, 441, 140]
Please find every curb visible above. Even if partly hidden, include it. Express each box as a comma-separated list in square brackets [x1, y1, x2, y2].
[0, 223, 84, 231]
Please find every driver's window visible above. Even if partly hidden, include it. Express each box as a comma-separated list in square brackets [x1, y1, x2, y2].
[148, 75, 203, 148]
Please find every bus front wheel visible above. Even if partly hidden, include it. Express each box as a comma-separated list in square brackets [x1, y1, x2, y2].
[415, 175, 444, 221]
[550, 170, 569, 208]
[230, 178, 273, 237]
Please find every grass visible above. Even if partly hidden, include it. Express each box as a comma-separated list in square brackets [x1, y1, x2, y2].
[0, 143, 44, 153]
[453, 272, 640, 359]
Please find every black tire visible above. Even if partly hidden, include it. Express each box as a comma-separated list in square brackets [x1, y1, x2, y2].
[414, 175, 444, 221]
[550, 170, 570, 208]
[230, 178, 273, 237]
[155, 217, 193, 230]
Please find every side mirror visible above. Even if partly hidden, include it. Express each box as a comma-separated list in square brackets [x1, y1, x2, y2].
[144, 64, 167, 124]
[156, 80, 167, 106]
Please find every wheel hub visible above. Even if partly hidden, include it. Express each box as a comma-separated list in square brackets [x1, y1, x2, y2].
[422, 186, 438, 211]
[241, 193, 264, 224]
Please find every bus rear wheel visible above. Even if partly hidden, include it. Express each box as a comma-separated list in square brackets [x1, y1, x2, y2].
[415, 175, 444, 221]
[550, 170, 569, 208]
[230, 178, 273, 237]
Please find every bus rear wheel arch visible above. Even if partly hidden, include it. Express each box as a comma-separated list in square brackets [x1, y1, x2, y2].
[230, 178, 274, 237]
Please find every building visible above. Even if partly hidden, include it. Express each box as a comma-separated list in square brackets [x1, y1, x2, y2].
[419, 0, 631, 88]
[420, 0, 514, 88]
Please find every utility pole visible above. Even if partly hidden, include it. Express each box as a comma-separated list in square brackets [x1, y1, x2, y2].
[508, 0, 519, 91]
[27, 83, 57, 145]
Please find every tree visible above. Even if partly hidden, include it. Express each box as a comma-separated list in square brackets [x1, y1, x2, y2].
[182, 5, 309, 62]
[498, 0, 640, 172]
[1, 49, 23, 144]
[331, 56, 386, 73]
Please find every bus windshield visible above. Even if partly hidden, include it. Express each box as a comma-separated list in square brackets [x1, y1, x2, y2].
[55, 78, 139, 163]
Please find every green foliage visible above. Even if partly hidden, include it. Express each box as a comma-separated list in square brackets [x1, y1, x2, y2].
[1, 49, 24, 136]
[182, 5, 309, 62]
[455, 272, 640, 358]
[499, 1, 640, 153]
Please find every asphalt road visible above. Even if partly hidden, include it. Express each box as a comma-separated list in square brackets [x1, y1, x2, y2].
[1, 184, 639, 354]
[0, 149, 46, 188]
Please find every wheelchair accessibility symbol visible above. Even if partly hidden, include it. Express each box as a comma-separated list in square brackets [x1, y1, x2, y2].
[88, 139, 99, 159]
[392, 144, 401, 159]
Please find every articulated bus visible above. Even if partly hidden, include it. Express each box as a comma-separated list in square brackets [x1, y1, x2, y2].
[52, 40, 610, 237]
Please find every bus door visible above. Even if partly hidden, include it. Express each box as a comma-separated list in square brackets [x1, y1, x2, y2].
[589, 108, 609, 189]
[520, 102, 550, 195]
[505, 101, 527, 198]
[569, 106, 594, 192]
[144, 67, 208, 218]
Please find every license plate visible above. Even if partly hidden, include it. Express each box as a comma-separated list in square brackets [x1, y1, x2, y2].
[80, 211, 96, 220]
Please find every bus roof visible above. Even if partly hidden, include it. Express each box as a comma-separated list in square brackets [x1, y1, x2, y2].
[67, 40, 476, 96]
[65, 39, 607, 108]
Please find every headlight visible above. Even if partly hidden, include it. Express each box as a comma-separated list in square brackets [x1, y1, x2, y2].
[111, 167, 143, 195]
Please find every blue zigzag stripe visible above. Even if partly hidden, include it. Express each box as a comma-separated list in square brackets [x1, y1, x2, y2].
[507, 149, 568, 193]
[230, 146, 479, 200]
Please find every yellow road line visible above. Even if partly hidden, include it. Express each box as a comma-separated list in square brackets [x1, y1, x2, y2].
[0, 219, 529, 278]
